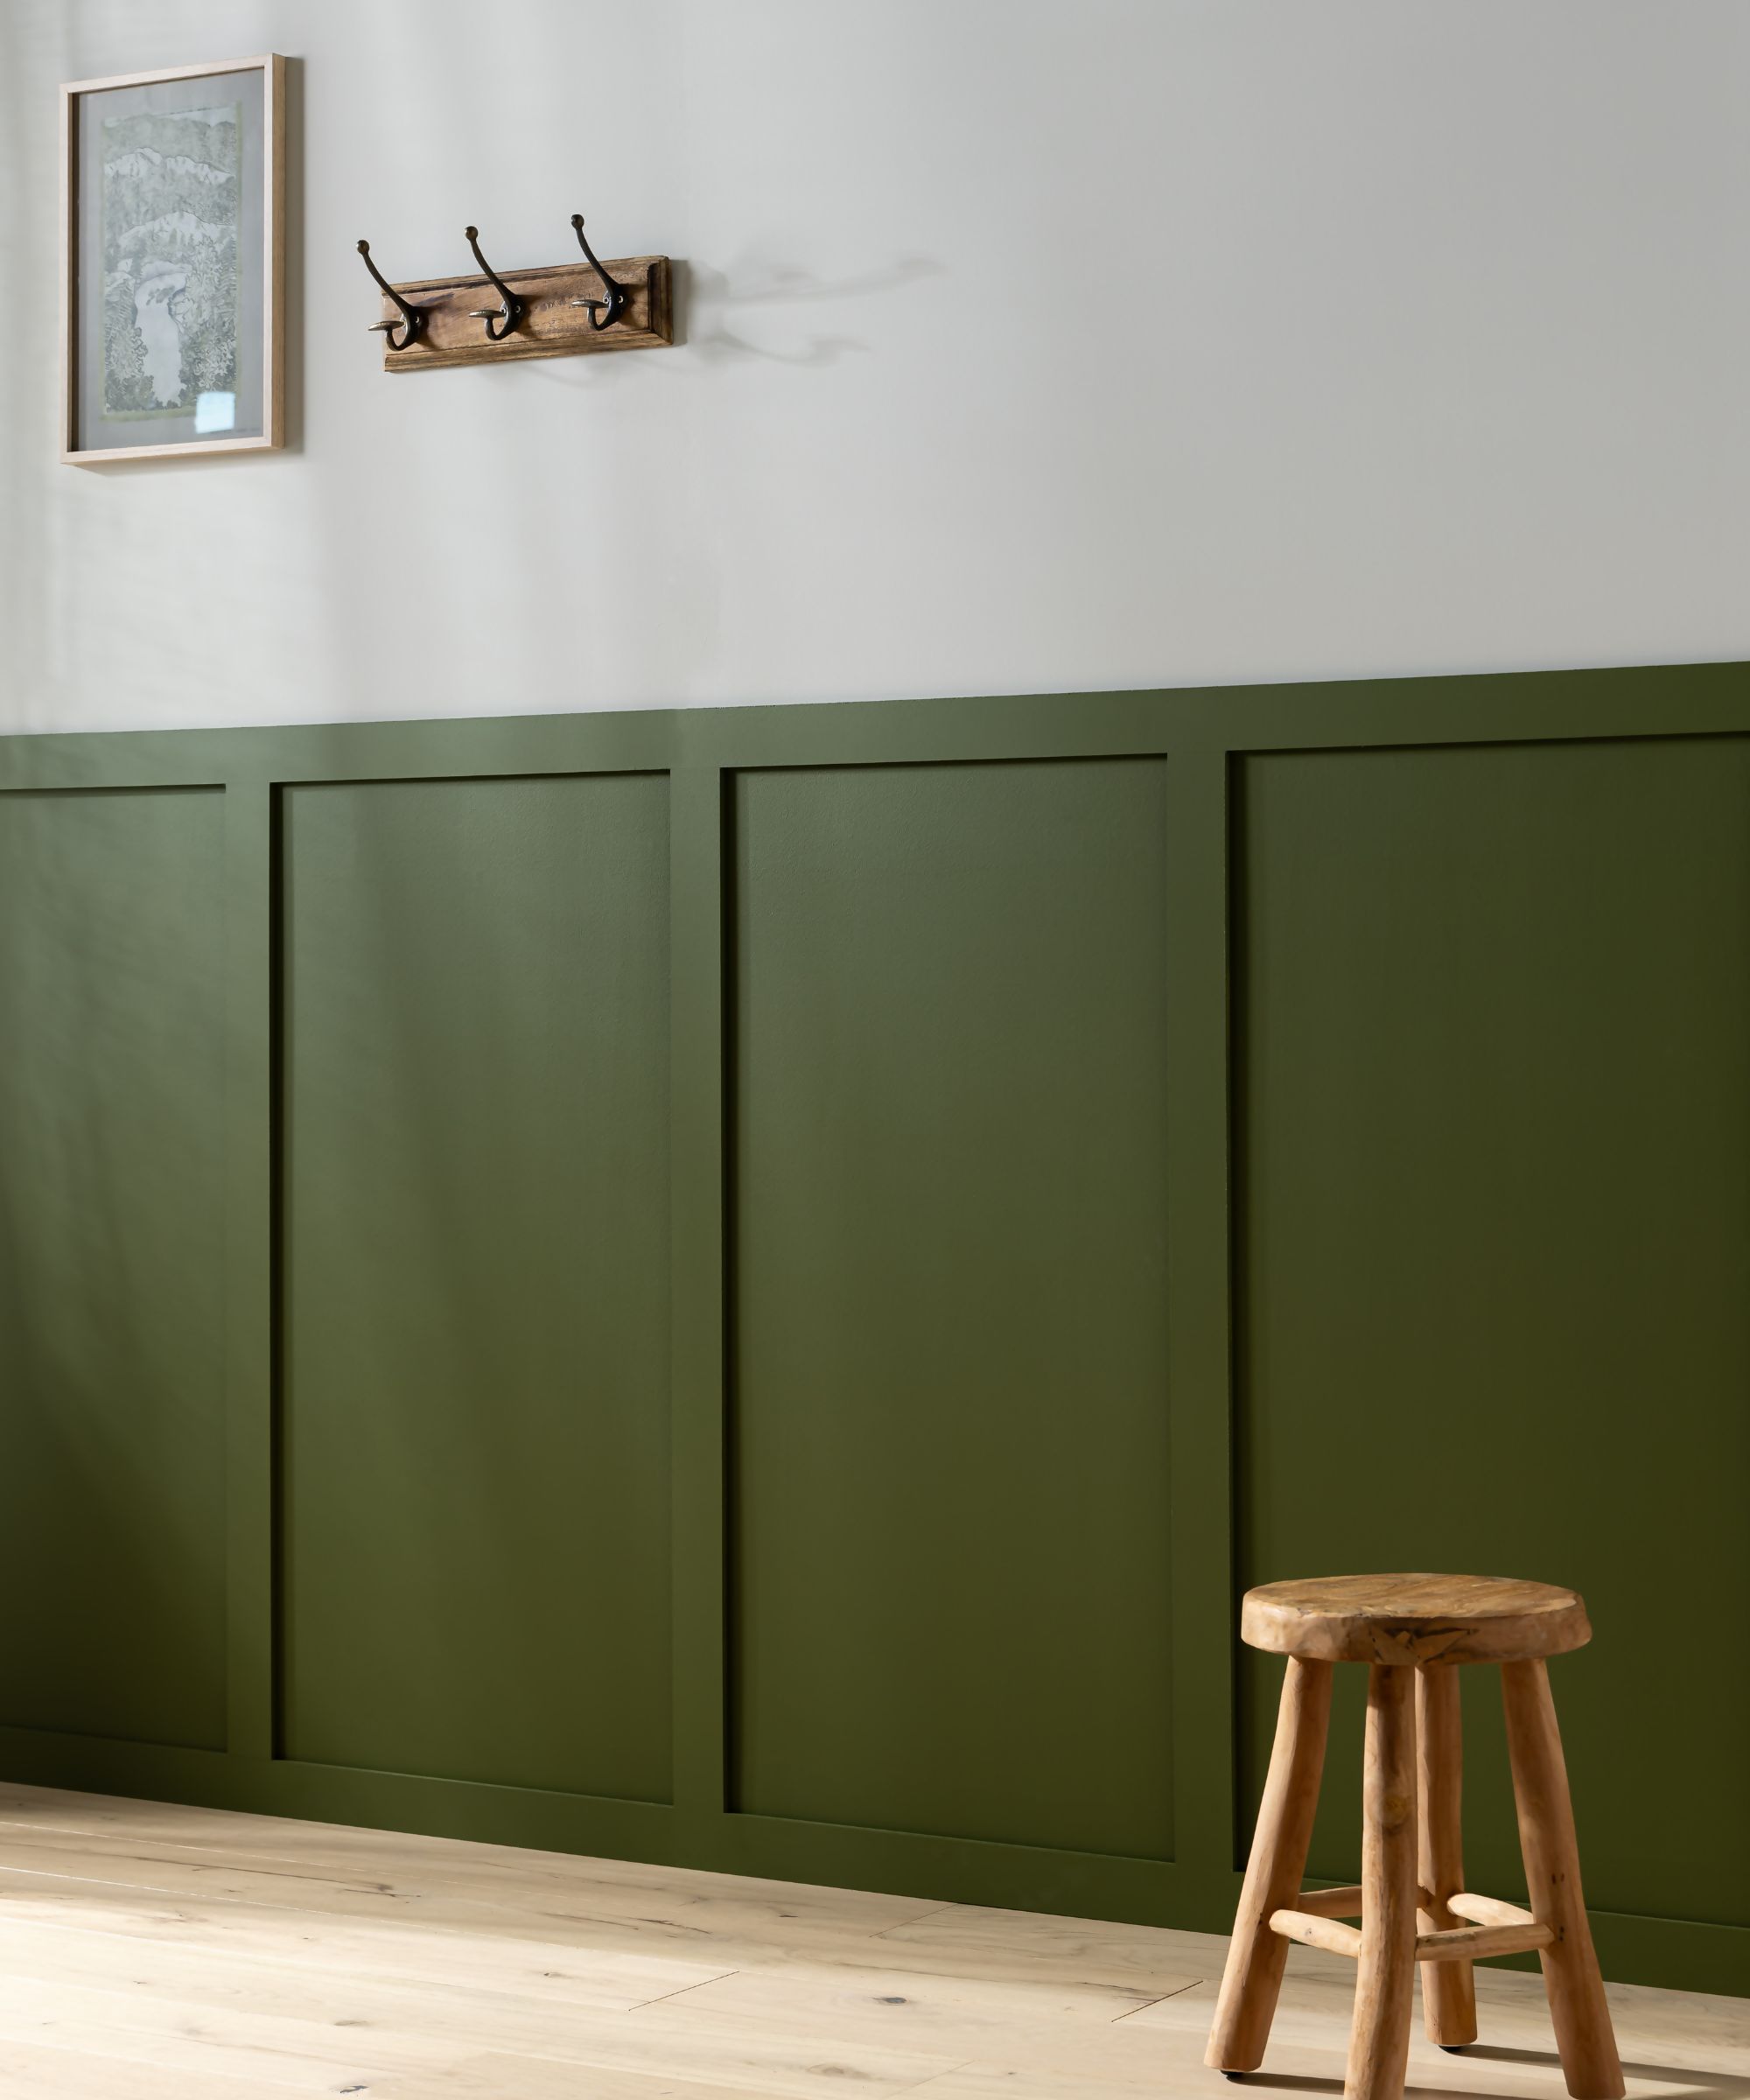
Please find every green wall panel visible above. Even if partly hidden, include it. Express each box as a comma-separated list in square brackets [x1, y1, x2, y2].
[2, 669, 1746, 1995]
[0, 788, 227, 1748]
[730, 759, 1175, 1859]
[1236, 737, 1750, 1931]
[279, 774, 672, 1802]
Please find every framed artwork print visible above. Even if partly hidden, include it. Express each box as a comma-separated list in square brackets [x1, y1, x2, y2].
[60, 54, 285, 464]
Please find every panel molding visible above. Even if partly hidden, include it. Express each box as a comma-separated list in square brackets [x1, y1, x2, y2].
[669, 763, 730, 1822]
[274, 772, 674, 1802]
[0, 785, 229, 1752]
[1230, 732, 1750, 1961]
[727, 757, 1176, 1861]
[1163, 749, 1236, 1880]
[226, 782, 276, 1760]
[1, 662, 1746, 2001]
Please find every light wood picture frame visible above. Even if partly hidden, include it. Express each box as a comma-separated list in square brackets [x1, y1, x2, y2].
[60, 54, 285, 465]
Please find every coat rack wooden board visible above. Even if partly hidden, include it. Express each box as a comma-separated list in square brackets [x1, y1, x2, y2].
[374, 255, 671, 371]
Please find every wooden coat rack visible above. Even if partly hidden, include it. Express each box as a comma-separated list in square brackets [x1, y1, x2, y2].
[358, 215, 671, 373]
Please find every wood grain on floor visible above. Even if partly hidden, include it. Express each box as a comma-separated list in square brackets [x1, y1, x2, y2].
[0, 1782, 1738, 2098]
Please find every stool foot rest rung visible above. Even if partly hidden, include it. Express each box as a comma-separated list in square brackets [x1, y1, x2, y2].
[1270, 1888, 1552, 1965]
[1446, 1890, 1536, 1929]
[1269, 1908, 1363, 1958]
[1416, 1920, 1552, 1961]
[1260, 1890, 1546, 1965]
[1284, 1883, 1436, 1920]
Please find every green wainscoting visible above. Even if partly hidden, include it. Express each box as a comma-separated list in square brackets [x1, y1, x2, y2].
[0, 788, 228, 1752]
[278, 774, 673, 1800]
[0, 665, 1745, 1998]
[1236, 738, 1750, 1937]
[732, 760, 1174, 1858]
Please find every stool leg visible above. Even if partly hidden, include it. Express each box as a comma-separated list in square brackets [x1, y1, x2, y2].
[1416, 1662, 1478, 2048]
[1501, 1659, 1625, 2100]
[1346, 1662, 1418, 2100]
[1205, 1656, 1334, 2073]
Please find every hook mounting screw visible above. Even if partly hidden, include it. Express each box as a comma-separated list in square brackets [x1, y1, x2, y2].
[464, 226, 525, 340]
[566, 214, 626, 331]
[357, 240, 426, 350]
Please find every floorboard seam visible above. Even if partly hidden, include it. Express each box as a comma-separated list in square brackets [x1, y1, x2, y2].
[869, 1904, 960, 1941]
[886, 2058, 977, 2096]
[624, 1969, 739, 2012]
[1110, 1976, 1209, 2022]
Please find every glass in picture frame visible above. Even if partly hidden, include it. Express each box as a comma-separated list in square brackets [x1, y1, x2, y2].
[60, 54, 285, 463]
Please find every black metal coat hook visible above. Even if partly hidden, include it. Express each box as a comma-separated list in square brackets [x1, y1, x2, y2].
[465, 226, 525, 340]
[356, 240, 425, 349]
[568, 214, 626, 331]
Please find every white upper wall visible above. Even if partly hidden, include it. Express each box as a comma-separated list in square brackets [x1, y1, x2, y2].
[2, 0, 1746, 733]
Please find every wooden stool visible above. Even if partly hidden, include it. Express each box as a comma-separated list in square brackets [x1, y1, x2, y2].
[1206, 1574, 1624, 2100]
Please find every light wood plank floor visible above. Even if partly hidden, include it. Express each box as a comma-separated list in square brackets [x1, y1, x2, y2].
[0, 1782, 1739, 2098]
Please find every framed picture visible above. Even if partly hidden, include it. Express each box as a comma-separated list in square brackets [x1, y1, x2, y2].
[60, 55, 285, 464]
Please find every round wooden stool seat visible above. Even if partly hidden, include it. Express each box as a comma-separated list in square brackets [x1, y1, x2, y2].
[1241, 1572, 1591, 1667]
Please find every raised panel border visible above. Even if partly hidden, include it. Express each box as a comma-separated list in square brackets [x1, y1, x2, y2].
[270, 770, 676, 1804]
[0, 782, 232, 1753]
[0, 656, 1745, 1998]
